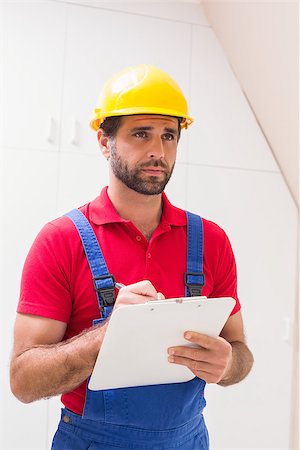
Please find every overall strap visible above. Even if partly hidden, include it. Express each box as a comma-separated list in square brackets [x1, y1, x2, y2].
[65, 209, 115, 319]
[185, 211, 205, 297]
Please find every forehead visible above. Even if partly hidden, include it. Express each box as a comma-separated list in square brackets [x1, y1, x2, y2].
[120, 114, 179, 129]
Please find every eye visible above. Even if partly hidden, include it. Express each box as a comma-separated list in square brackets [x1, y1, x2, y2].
[162, 133, 175, 141]
[133, 131, 148, 139]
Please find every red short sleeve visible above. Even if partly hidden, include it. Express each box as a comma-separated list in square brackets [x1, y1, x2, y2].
[18, 221, 73, 323]
[206, 223, 241, 315]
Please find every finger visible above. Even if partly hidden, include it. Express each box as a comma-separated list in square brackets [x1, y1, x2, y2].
[168, 355, 224, 384]
[115, 280, 161, 308]
[184, 331, 219, 349]
[116, 293, 151, 305]
[156, 292, 165, 300]
[116, 292, 158, 307]
[168, 346, 208, 362]
[122, 280, 158, 298]
[191, 369, 223, 384]
[168, 354, 212, 373]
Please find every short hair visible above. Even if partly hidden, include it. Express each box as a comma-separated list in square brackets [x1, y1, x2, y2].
[100, 115, 182, 141]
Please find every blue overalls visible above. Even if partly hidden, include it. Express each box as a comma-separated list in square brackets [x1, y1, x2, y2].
[51, 210, 209, 450]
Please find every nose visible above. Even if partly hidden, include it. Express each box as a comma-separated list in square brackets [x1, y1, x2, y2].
[147, 135, 165, 159]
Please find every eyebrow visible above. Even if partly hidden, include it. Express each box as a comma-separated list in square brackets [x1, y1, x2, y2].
[130, 126, 178, 135]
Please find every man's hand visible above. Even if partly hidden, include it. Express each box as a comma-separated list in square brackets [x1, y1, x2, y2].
[115, 280, 165, 309]
[168, 332, 233, 384]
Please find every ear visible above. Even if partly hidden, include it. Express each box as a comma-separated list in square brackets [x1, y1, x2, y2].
[97, 129, 111, 159]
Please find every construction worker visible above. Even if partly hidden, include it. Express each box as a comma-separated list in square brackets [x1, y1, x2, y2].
[10, 64, 253, 450]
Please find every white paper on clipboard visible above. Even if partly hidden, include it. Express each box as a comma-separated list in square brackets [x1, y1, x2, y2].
[88, 296, 235, 391]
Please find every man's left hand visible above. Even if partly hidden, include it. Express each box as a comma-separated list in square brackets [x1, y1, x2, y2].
[168, 332, 232, 384]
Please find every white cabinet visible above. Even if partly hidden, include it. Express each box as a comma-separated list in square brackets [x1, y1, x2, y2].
[164, 161, 188, 210]
[56, 151, 109, 215]
[46, 397, 63, 449]
[1, 148, 59, 450]
[2, 1, 66, 152]
[189, 25, 279, 172]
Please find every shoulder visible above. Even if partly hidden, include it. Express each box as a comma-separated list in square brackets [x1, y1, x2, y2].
[185, 210, 230, 245]
[202, 218, 229, 243]
[32, 218, 77, 255]
[30, 204, 91, 260]
[200, 218, 236, 277]
[202, 218, 234, 256]
[187, 214, 235, 260]
[38, 204, 90, 239]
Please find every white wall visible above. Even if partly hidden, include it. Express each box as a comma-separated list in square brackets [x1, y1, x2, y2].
[0, 1, 298, 449]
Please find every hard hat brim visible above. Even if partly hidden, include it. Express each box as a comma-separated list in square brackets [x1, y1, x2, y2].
[90, 107, 193, 131]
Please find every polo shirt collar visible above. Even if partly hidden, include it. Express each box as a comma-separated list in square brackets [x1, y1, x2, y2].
[161, 192, 187, 226]
[89, 187, 187, 227]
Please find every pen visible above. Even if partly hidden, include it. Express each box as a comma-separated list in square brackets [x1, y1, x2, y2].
[115, 282, 126, 289]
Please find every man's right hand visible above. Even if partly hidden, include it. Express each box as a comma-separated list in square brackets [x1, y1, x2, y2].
[10, 280, 165, 404]
[114, 280, 165, 309]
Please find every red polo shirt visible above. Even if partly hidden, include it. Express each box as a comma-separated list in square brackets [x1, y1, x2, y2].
[18, 187, 240, 414]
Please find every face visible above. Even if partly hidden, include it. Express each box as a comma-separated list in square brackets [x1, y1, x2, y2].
[102, 115, 179, 195]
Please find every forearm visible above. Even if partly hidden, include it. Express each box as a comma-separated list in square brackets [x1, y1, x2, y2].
[10, 322, 108, 403]
[218, 341, 253, 387]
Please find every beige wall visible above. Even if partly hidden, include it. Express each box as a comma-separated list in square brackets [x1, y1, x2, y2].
[203, 0, 299, 207]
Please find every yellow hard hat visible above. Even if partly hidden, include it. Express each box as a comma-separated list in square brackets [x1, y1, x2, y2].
[90, 64, 193, 131]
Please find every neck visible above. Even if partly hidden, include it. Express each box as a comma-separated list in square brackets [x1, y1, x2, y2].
[107, 178, 163, 240]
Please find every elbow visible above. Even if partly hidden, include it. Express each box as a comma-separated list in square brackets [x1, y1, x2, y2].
[10, 379, 33, 404]
[14, 393, 34, 404]
[10, 380, 35, 404]
[10, 366, 35, 404]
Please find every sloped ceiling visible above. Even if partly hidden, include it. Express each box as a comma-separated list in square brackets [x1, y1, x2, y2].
[202, 0, 299, 207]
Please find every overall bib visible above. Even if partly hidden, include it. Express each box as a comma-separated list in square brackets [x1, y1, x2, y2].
[51, 210, 209, 450]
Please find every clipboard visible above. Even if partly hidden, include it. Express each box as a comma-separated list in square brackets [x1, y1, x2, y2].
[88, 296, 235, 391]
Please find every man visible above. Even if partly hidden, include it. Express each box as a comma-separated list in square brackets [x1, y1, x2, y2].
[10, 64, 253, 450]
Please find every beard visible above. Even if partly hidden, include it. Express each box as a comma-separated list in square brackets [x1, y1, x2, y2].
[109, 141, 175, 195]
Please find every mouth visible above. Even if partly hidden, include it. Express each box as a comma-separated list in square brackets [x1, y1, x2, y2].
[141, 168, 166, 177]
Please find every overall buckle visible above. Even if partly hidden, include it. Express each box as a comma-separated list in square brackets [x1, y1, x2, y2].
[184, 272, 205, 297]
[93, 274, 116, 307]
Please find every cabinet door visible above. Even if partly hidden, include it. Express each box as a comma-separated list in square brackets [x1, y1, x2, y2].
[60, 4, 191, 163]
[189, 25, 278, 171]
[187, 165, 297, 450]
[1, 147, 59, 450]
[2, 1, 66, 151]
